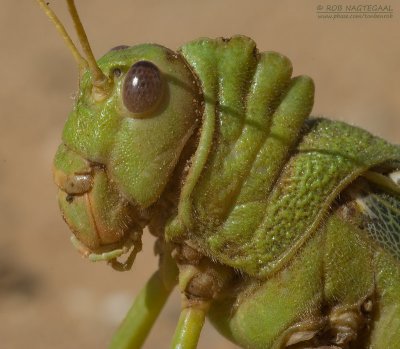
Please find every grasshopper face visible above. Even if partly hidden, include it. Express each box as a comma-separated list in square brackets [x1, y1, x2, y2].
[53, 143, 145, 264]
[52, 45, 201, 267]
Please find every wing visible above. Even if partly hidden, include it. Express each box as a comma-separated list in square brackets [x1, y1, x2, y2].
[352, 171, 400, 260]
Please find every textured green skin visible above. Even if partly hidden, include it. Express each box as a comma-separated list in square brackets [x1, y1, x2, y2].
[53, 35, 400, 348]
[166, 36, 400, 278]
[208, 213, 400, 348]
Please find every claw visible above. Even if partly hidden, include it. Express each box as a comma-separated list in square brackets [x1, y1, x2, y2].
[109, 238, 143, 271]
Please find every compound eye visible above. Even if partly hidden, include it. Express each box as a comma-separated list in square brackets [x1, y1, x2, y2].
[122, 61, 164, 115]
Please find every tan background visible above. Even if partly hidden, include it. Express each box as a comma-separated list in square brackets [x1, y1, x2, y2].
[0, 1, 399, 348]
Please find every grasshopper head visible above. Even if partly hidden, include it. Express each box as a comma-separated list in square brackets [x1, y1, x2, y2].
[40, 1, 201, 269]
[54, 45, 201, 269]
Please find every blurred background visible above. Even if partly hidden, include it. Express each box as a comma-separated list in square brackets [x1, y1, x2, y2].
[0, 1, 399, 348]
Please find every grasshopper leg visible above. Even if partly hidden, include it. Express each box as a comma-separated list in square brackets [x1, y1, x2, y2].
[169, 242, 233, 349]
[108, 270, 175, 349]
[170, 304, 208, 349]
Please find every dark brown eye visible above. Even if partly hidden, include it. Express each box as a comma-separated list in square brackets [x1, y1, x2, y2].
[122, 61, 163, 114]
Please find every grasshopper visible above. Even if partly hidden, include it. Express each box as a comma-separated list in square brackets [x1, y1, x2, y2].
[37, 1, 400, 348]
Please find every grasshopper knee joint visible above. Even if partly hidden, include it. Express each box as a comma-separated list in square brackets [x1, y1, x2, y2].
[172, 242, 233, 303]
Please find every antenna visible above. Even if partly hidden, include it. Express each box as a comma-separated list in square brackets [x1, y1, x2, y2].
[36, 0, 87, 71]
[66, 0, 110, 92]
[36, 0, 111, 99]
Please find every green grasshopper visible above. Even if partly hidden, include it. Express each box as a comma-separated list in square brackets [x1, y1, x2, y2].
[38, 1, 400, 348]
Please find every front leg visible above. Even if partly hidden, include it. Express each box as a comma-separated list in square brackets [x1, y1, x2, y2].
[109, 240, 178, 349]
[109, 270, 174, 349]
[170, 242, 233, 349]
